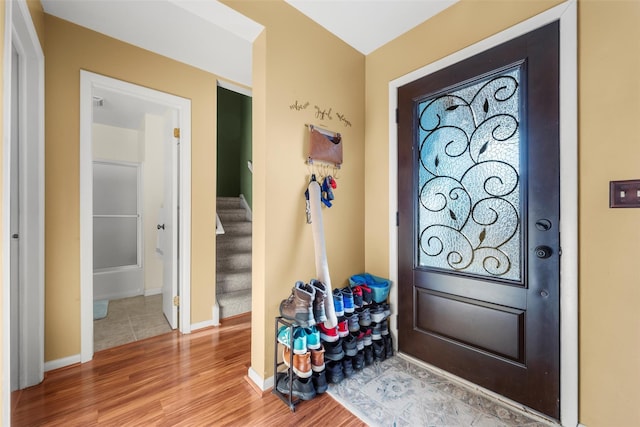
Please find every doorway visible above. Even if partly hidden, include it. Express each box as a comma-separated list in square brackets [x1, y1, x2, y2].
[79, 71, 192, 362]
[388, 3, 578, 426]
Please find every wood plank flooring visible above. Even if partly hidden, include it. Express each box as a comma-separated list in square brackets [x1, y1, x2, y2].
[12, 314, 364, 426]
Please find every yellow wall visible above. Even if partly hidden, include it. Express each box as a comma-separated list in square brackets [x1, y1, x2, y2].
[365, 0, 640, 425]
[224, 1, 366, 378]
[578, 1, 640, 425]
[44, 15, 218, 361]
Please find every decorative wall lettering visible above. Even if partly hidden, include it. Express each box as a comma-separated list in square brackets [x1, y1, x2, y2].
[289, 100, 310, 111]
[289, 99, 352, 127]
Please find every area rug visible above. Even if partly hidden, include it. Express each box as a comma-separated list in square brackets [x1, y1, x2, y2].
[327, 355, 553, 427]
[93, 299, 109, 320]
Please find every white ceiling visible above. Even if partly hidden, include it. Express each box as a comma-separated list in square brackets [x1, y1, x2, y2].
[41, 0, 458, 128]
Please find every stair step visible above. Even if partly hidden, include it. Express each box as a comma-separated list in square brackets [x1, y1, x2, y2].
[217, 289, 252, 319]
[218, 209, 248, 223]
[217, 252, 251, 271]
[218, 221, 251, 237]
[217, 269, 252, 293]
[217, 234, 251, 252]
[217, 197, 243, 209]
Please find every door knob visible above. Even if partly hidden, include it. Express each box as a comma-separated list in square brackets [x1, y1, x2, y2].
[157, 224, 165, 230]
[534, 245, 552, 259]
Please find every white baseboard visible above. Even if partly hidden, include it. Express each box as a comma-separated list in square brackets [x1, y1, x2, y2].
[191, 319, 216, 331]
[144, 288, 162, 296]
[247, 366, 273, 391]
[239, 194, 252, 221]
[44, 354, 81, 372]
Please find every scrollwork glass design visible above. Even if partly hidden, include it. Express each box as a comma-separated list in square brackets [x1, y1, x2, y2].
[416, 67, 522, 281]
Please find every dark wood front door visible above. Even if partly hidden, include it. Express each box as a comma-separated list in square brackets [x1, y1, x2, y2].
[397, 22, 560, 419]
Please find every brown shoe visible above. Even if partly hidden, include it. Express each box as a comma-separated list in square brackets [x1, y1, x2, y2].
[283, 346, 312, 378]
[279, 281, 315, 327]
[310, 280, 328, 323]
[310, 345, 325, 372]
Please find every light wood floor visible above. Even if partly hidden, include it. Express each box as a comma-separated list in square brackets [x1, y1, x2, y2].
[12, 314, 364, 426]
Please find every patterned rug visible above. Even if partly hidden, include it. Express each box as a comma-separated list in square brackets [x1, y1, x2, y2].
[327, 355, 554, 427]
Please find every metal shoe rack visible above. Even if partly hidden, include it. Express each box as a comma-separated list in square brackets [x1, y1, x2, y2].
[273, 316, 299, 411]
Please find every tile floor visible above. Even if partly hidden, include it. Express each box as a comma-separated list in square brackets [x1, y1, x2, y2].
[93, 294, 172, 352]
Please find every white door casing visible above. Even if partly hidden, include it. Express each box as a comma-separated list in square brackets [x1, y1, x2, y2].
[387, 2, 578, 426]
[162, 109, 178, 329]
[80, 71, 192, 363]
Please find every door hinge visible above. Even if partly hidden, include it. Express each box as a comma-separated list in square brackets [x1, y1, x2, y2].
[173, 296, 180, 306]
[173, 128, 180, 138]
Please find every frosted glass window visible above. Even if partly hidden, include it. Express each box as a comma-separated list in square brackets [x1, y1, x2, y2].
[416, 67, 522, 281]
[93, 217, 138, 269]
[93, 162, 138, 215]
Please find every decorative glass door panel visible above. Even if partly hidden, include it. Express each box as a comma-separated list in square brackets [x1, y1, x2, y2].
[417, 66, 522, 282]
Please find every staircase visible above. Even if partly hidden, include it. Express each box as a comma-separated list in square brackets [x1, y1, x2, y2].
[216, 197, 252, 319]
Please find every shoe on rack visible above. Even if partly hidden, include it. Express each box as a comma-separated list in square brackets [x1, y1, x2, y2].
[380, 319, 389, 336]
[277, 326, 307, 355]
[310, 345, 326, 372]
[354, 330, 364, 351]
[353, 350, 365, 371]
[371, 322, 382, 341]
[364, 345, 374, 366]
[279, 281, 316, 327]
[382, 303, 391, 319]
[342, 356, 355, 378]
[326, 360, 345, 384]
[312, 370, 328, 394]
[276, 372, 316, 401]
[361, 325, 373, 347]
[305, 326, 321, 350]
[355, 306, 371, 327]
[283, 346, 312, 378]
[345, 311, 360, 333]
[319, 322, 339, 343]
[332, 289, 344, 317]
[310, 279, 328, 324]
[342, 333, 358, 357]
[341, 287, 355, 314]
[370, 303, 386, 323]
[324, 339, 345, 361]
[383, 334, 393, 358]
[372, 338, 386, 362]
[337, 316, 349, 338]
[351, 285, 363, 308]
[360, 284, 373, 305]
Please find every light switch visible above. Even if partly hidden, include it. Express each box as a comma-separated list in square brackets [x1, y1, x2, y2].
[610, 180, 640, 208]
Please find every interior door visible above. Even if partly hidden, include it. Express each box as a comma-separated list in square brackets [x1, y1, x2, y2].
[397, 22, 560, 419]
[162, 111, 179, 329]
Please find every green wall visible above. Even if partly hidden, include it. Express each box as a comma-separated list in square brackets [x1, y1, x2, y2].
[217, 86, 252, 207]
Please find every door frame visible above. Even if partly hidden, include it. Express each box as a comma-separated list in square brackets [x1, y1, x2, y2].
[80, 71, 192, 363]
[2, 0, 45, 419]
[387, 2, 577, 426]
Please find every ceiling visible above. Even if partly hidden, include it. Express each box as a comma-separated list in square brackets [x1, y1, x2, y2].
[41, 0, 458, 129]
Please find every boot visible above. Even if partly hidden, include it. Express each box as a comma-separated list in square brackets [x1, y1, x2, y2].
[310, 279, 328, 323]
[280, 281, 315, 327]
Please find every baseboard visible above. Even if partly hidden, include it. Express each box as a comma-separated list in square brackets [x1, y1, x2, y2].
[191, 319, 217, 331]
[247, 366, 274, 393]
[239, 194, 252, 222]
[44, 354, 81, 372]
[144, 288, 162, 296]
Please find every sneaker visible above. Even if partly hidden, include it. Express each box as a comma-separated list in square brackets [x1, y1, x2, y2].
[361, 326, 373, 347]
[310, 345, 326, 372]
[324, 339, 345, 361]
[279, 281, 316, 327]
[345, 311, 360, 333]
[277, 326, 307, 355]
[383, 334, 393, 358]
[312, 370, 328, 394]
[351, 285, 363, 308]
[337, 316, 349, 338]
[326, 360, 344, 384]
[370, 303, 386, 323]
[372, 339, 386, 362]
[310, 279, 328, 324]
[341, 287, 355, 314]
[360, 284, 373, 305]
[318, 322, 339, 342]
[364, 345, 374, 366]
[355, 306, 371, 327]
[283, 346, 312, 378]
[332, 289, 344, 317]
[382, 303, 391, 319]
[380, 320, 389, 336]
[353, 350, 365, 371]
[343, 333, 358, 357]
[354, 331, 364, 351]
[371, 322, 382, 341]
[276, 372, 316, 400]
[342, 357, 355, 378]
[305, 326, 321, 350]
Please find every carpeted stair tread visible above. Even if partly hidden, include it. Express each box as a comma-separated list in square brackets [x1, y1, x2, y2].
[217, 289, 252, 318]
[216, 269, 252, 293]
